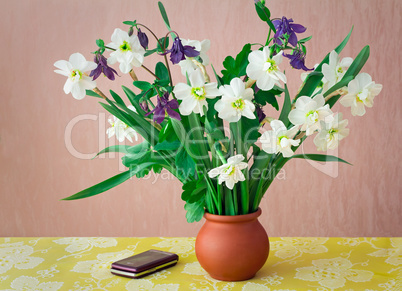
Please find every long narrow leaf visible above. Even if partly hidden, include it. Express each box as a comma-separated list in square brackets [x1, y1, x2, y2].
[93, 145, 131, 159]
[315, 26, 354, 72]
[324, 76, 354, 97]
[62, 162, 157, 200]
[158, 1, 171, 30]
[288, 154, 352, 165]
[279, 84, 292, 127]
[110, 90, 125, 106]
[296, 27, 353, 99]
[343, 45, 370, 79]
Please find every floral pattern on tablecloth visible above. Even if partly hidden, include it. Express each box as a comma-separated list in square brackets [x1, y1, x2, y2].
[0, 237, 400, 290]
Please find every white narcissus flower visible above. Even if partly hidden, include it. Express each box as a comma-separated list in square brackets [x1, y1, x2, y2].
[260, 120, 300, 158]
[107, 28, 145, 74]
[314, 113, 349, 151]
[322, 50, 353, 92]
[179, 39, 211, 75]
[54, 53, 97, 100]
[106, 106, 138, 142]
[215, 78, 256, 122]
[246, 47, 287, 91]
[173, 69, 220, 116]
[288, 94, 334, 136]
[208, 155, 248, 190]
[340, 73, 383, 116]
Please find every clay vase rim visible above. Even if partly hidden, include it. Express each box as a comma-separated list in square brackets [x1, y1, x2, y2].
[204, 208, 262, 223]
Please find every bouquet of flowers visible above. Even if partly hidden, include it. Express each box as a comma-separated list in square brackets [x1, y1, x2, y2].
[55, 1, 382, 222]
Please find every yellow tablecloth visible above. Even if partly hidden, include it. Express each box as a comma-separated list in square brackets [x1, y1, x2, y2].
[0, 237, 400, 290]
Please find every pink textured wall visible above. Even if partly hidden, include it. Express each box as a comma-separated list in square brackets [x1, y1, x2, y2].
[0, 0, 401, 237]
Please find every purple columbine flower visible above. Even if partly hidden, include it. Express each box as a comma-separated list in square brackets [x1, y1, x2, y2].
[137, 28, 148, 49]
[89, 53, 118, 81]
[272, 16, 306, 47]
[145, 92, 181, 124]
[163, 37, 200, 65]
[256, 105, 266, 124]
[284, 50, 312, 71]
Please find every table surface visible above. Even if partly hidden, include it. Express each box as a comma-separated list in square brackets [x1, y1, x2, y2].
[0, 237, 400, 290]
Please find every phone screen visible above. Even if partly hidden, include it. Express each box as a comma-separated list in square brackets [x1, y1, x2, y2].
[116, 251, 171, 268]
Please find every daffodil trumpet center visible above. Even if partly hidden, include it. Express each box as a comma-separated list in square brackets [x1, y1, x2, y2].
[191, 87, 206, 100]
[120, 41, 131, 52]
[232, 98, 245, 110]
[306, 110, 319, 122]
[356, 89, 368, 103]
[263, 59, 278, 72]
[70, 70, 83, 81]
[328, 128, 338, 138]
[278, 135, 287, 145]
[226, 166, 236, 176]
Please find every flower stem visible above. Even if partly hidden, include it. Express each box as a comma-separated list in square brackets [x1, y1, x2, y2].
[104, 46, 116, 51]
[142, 64, 160, 80]
[191, 59, 210, 82]
[137, 23, 174, 89]
[129, 70, 138, 81]
[93, 87, 109, 100]
[265, 27, 272, 46]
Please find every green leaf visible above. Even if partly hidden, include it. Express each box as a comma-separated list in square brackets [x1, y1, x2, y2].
[123, 20, 136, 26]
[184, 199, 205, 223]
[144, 48, 158, 57]
[301, 44, 307, 55]
[93, 145, 131, 159]
[175, 147, 196, 180]
[86, 90, 101, 98]
[343, 45, 370, 79]
[221, 56, 236, 83]
[298, 36, 312, 43]
[296, 71, 324, 98]
[158, 1, 171, 30]
[221, 44, 252, 83]
[153, 140, 181, 151]
[181, 180, 198, 201]
[254, 3, 270, 21]
[279, 84, 292, 127]
[155, 62, 169, 81]
[62, 163, 157, 200]
[324, 76, 353, 98]
[211, 64, 223, 86]
[96, 39, 104, 48]
[254, 89, 279, 110]
[326, 94, 341, 109]
[122, 151, 150, 167]
[109, 90, 125, 106]
[315, 27, 354, 72]
[206, 98, 219, 124]
[235, 43, 252, 76]
[121, 86, 145, 117]
[159, 119, 178, 143]
[157, 36, 170, 52]
[127, 141, 150, 154]
[288, 154, 352, 165]
[240, 116, 261, 149]
[133, 81, 152, 91]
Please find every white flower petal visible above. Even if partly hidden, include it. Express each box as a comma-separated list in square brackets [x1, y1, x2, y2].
[173, 83, 191, 100]
[63, 79, 73, 94]
[54, 60, 72, 72]
[189, 69, 205, 88]
[229, 78, 245, 97]
[69, 53, 87, 71]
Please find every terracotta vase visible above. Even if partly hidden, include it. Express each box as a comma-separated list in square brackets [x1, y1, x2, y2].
[195, 208, 269, 281]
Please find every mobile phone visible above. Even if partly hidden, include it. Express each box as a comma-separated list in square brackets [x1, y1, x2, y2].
[110, 249, 179, 279]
